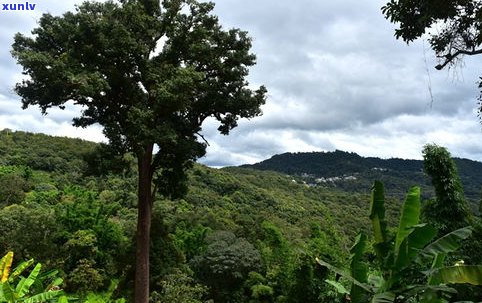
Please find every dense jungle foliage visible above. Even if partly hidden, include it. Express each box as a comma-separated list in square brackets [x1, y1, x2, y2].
[0, 129, 481, 302]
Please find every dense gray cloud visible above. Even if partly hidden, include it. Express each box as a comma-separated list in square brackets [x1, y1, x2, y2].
[1, 0, 482, 167]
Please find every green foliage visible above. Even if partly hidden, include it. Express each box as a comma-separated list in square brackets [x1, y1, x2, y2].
[0, 133, 353, 301]
[251, 284, 274, 300]
[149, 203, 186, 284]
[257, 221, 293, 299]
[422, 144, 482, 300]
[422, 144, 471, 235]
[12, 131, 480, 301]
[0, 174, 28, 206]
[287, 253, 326, 303]
[0, 130, 95, 176]
[245, 151, 482, 213]
[172, 224, 210, 260]
[66, 259, 104, 294]
[150, 269, 207, 303]
[318, 182, 482, 302]
[191, 231, 262, 302]
[25, 185, 60, 206]
[0, 252, 66, 303]
[56, 186, 129, 292]
[0, 205, 59, 264]
[82, 144, 131, 177]
[11, 0, 266, 298]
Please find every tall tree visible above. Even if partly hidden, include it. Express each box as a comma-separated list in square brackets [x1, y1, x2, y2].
[11, 0, 266, 301]
[422, 144, 471, 235]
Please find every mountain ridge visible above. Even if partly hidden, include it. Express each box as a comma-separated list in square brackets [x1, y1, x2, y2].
[240, 150, 482, 211]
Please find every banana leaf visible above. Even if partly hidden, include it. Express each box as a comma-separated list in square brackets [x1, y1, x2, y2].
[420, 227, 473, 258]
[400, 284, 457, 298]
[350, 233, 369, 302]
[316, 257, 373, 292]
[371, 292, 395, 303]
[0, 252, 13, 283]
[16, 263, 41, 298]
[325, 279, 349, 294]
[394, 224, 436, 270]
[428, 253, 446, 285]
[9, 259, 34, 282]
[23, 290, 63, 303]
[57, 295, 70, 303]
[2, 282, 15, 302]
[395, 186, 421, 255]
[370, 181, 389, 261]
[430, 265, 482, 285]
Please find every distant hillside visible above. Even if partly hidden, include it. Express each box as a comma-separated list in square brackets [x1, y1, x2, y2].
[0, 129, 97, 174]
[0, 129, 401, 239]
[242, 150, 482, 211]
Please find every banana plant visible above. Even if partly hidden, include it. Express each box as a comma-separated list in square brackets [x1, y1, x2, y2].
[317, 181, 482, 303]
[0, 251, 68, 303]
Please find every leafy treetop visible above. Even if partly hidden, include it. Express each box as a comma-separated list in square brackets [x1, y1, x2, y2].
[11, 0, 266, 197]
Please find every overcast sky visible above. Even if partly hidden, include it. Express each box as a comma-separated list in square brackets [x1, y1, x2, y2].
[1, 0, 482, 167]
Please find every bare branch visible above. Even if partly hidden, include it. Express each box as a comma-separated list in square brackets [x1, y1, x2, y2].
[435, 48, 482, 70]
[151, 183, 157, 205]
[196, 132, 210, 146]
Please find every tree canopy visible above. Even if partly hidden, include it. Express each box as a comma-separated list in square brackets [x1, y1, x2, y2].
[12, 0, 266, 187]
[382, 0, 482, 71]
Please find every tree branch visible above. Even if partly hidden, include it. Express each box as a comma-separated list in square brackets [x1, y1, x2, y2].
[151, 183, 157, 205]
[435, 48, 482, 70]
[196, 132, 210, 146]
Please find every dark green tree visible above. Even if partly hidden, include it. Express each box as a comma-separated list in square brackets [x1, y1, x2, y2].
[11, 0, 266, 301]
[0, 174, 28, 206]
[0, 204, 59, 264]
[190, 231, 262, 302]
[422, 144, 471, 235]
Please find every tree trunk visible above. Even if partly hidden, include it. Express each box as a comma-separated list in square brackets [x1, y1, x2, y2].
[135, 144, 154, 303]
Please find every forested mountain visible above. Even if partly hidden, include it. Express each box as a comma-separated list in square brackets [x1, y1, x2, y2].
[1, 130, 481, 302]
[242, 150, 482, 211]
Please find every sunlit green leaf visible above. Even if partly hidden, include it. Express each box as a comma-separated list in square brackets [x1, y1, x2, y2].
[325, 279, 349, 295]
[431, 265, 482, 285]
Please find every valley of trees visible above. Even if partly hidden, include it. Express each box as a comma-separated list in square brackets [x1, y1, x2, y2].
[0, 130, 482, 302]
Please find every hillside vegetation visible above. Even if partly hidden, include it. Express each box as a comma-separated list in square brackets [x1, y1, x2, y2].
[0, 129, 481, 302]
[243, 150, 482, 212]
